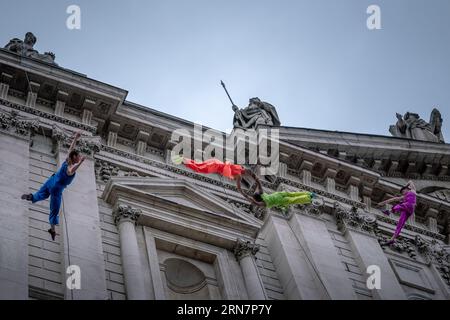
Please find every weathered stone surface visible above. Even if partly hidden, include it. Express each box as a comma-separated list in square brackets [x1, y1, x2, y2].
[1, 32, 449, 300]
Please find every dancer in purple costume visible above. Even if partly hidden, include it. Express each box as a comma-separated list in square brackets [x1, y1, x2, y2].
[377, 180, 416, 246]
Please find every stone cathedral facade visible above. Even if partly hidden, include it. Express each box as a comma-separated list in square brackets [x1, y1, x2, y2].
[0, 34, 449, 300]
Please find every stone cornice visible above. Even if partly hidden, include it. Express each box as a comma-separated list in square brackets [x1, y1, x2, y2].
[0, 49, 128, 102]
[276, 177, 366, 209]
[99, 145, 369, 208]
[0, 98, 96, 134]
[279, 126, 450, 160]
[97, 145, 450, 228]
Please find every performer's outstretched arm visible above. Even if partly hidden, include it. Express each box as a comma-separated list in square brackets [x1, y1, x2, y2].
[236, 175, 265, 207]
[246, 170, 263, 194]
[377, 195, 404, 207]
[67, 130, 81, 156]
[68, 156, 85, 175]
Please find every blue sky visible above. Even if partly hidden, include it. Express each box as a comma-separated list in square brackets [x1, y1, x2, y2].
[1, 0, 449, 140]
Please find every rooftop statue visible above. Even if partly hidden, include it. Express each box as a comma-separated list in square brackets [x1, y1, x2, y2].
[389, 108, 444, 143]
[220, 81, 281, 130]
[232, 97, 281, 130]
[4, 32, 57, 65]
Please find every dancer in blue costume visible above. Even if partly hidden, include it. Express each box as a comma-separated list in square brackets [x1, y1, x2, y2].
[22, 131, 85, 240]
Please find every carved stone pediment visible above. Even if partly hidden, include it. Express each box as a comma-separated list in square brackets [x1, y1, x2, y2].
[102, 177, 261, 248]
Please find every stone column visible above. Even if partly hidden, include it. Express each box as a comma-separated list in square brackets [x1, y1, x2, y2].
[0, 109, 36, 299]
[233, 239, 267, 300]
[113, 204, 147, 300]
[334, 204, 407, 300]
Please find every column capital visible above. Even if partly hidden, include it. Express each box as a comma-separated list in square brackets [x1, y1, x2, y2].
[233, 239, 260, 260]
[333, 202, 378, 237]
[113, 204, 142, 225]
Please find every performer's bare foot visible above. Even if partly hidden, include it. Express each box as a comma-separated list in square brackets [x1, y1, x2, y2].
[382, 209, 390, 216]
[21, 193, 33, 201]
[380, 239, 395, 246]
[48, 229, 57, 241]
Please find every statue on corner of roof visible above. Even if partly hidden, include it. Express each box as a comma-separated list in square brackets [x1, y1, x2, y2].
[232, 97, 281, 130]
[4, 32, 57, 65]
[389, 108, 444, 143]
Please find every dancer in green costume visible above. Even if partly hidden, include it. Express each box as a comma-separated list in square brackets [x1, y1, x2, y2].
[236, 171, 316, 209]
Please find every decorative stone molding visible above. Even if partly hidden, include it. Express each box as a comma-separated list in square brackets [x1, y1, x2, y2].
[302, 198, 325, 218]
[94, 159, 143, 183]
[378, 235, 418, 259]
[277, 177, 366, 209]
[116, 137, 136, 148]
[52, 125, 100, 156]
[0, 109, 39, 137]
[376, 214, 445, 241]
[98, 146, 448, 232]
[0, 97, 96, 134]
[333, 203, 378, 236]
[233, 239, 260, 261]
[379, 234, 450, 286]
[64, 106, 82, 117]
[95, 160, 120, 182]
[146, 145, 165, 157]
[225, 198, 266, 220]
[113, 204, 142, 225]
[414, 236, 450, 286]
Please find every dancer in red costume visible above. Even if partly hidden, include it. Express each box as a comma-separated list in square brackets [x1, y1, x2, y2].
[172, 155, 245, 179]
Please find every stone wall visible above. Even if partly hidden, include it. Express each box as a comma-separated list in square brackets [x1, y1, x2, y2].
[255, 235, 285, 300]
[28, 142, 64, 299]
[96, 183, 126, 300]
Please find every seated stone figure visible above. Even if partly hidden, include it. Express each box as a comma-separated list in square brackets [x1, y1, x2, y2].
[4, 32, 57, 65]
[232, 97, 281, 130]
[389, 109, 445, 143]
